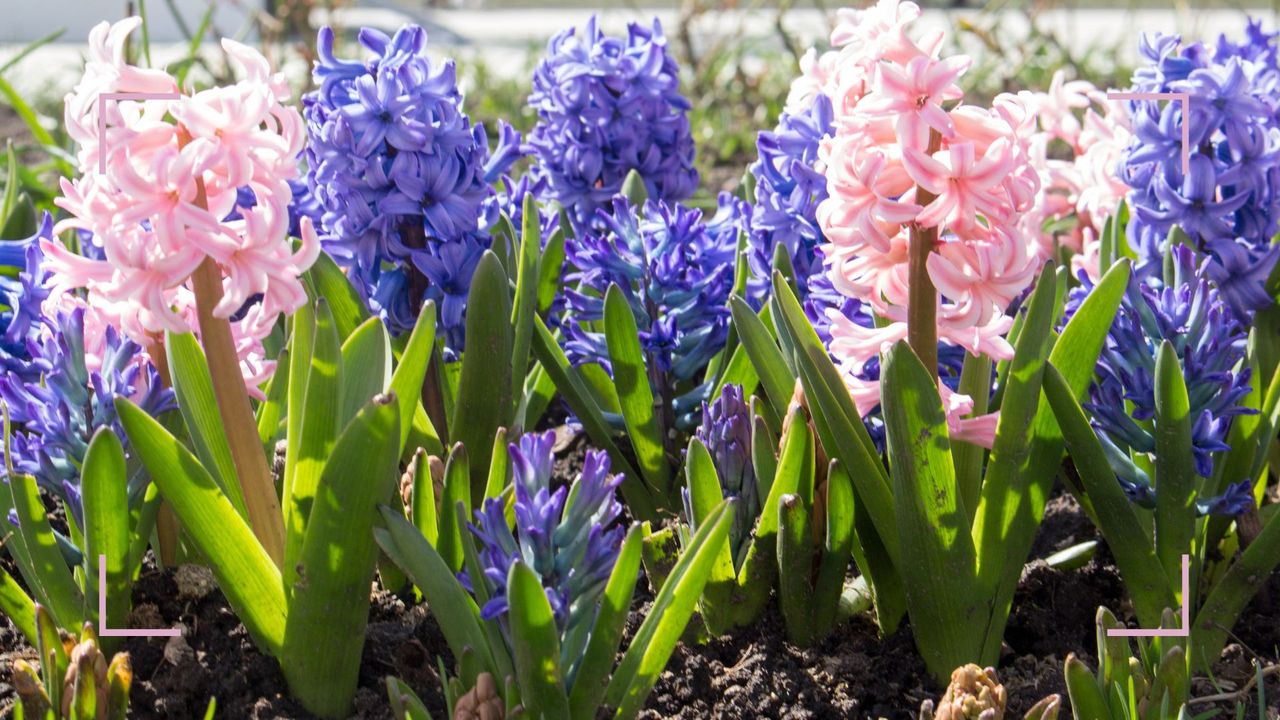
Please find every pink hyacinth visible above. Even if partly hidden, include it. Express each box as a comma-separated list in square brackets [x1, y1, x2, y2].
[1016, 70, 1132, 282]
[810, 0, 1046, 448]
[45, 18, 317, 392]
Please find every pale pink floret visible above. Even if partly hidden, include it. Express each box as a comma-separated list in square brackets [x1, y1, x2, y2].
[49, 18, 315, 392]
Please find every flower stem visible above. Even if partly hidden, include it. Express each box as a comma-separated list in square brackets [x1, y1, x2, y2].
[908, 129, 943, 374]
[184, 165, 285, 566]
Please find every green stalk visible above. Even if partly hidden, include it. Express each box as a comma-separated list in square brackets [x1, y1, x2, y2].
[906, 129, 943, 375]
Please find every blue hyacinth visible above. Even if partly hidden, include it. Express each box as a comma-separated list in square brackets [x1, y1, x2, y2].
[528, 16, 698, 231]
[0, 213, 53, 382]
[466, 431, 624, 683]
[747, 94, 834, 302]
[563, 194, 744, 404]
[303, 25, 523, 348]
[1120, 21, 1280, 318]
[693, 383, 757, 561]
[1083, 245, 1255, 516]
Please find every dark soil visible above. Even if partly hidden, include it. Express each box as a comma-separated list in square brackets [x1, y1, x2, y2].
[2, 475, 1278, 719]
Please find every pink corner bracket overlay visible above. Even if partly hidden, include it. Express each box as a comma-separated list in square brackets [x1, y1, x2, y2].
[98, 554, 181, 637]
[1106, 554, 1190, 638]
[1106, 91, 1191, 177]
[96, 91, 181, 174]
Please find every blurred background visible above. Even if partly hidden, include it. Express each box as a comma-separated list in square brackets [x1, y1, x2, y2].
[1, 0, 1276, 195]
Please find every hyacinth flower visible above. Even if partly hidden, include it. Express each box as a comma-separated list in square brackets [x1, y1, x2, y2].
[1046, 242, 1280, 663]
[375, 430, 734, 719]
[728, 0, 1138, 680]
[746, 93, 835, 302]
[1083, 245, 1254, 503]
[303, 24, 522, 348]
[552, 191, 744, 516]
[44, 17, 321, 561]
[528, 16, 698, 231]
[0, 213, 53, 382]
[1119, 22, 1280, 317]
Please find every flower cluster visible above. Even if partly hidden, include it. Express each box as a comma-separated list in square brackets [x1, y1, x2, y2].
[0, 220, 173, 528]
[803, 0, 1041, 446]
[528, 17, 698, 230]
[467, 431, 625, 680]
[0, 214, 54, 383]
[45, 17, 318, 389]
[1016, 71, 1133, 281]
[563, 195, 744, 392]
[303, 25, 521, 346]
[746, 93, 835, 301]
[693, 384, 757, 559]
[1120, 22, 1280, 317]
[1084, 245, 1254, 516]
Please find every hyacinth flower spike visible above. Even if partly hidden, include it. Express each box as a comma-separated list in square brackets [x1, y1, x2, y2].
[46, 18, 322, 563]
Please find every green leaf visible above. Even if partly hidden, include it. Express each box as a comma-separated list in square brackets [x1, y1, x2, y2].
[376, 508, 496, 679]
[729, 297, 792, 421]
[881, 341, 982, 678]
[777, 494, 816, 645]
[284, 301, 344, 585]
[339, 318, 392, 428]
[1153, 340, 1197, 590]
[80, 430, 130, 643]
[116, 399, 287, 654]
[509, 192, 541, 425]
[283, 301, 316, 524]
[8, 473, 82, 629]
[507, 561, 571, 718]
[530, 317, 658, 521]
[305, 251, 370, 341]
[0, 192, 35, 239]
[605, 500, 733, 719]
[1043, 364, 1174, 626]
[437, 444, 472, 573]
[1064, 654, 1113, 720]
[684, 439, 734, 633]
[451, 252, 514, 499]
[537, 228, 567, 316]
[386, 676, 435, 720]
[257, 348, 290, 454]
[604, 284, 670, 493]
[2, 142, 18, 226]
[408, 450, 437, 546]
[1192, 503, 1280, 669]
[813, 459, 855, 638]
[390, 300, 441, 457]
[166, 331, 247, 519]
[568, 527, 642, 720]
[0, 565, 35, 645]
[971, 259, 1131, 662]
[282, 395, 401, 718]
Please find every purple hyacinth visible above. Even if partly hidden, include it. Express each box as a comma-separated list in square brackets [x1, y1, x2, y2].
[693, 384, 757, 561]
[302, 25, 523, 348]
[466, 431, 624, 682]
[528, 16, 698, 231]
[747, 94, 835, 303]
[1083, 245, 1255, 516]
[1120, 21, 1280, 318]
[0, 213, 53, 382]
[563, 194, 744, 396]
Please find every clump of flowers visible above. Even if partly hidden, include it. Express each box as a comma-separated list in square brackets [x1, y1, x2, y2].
[804, 0, 1041, 446]
[1084, 244, 1255, 516]
[1120, 21, 1280, 317]
[563, 194, 744, 426]
[528, 17, 698, 230]
[1016, 71, 1133, 281]
[466, 431, 624, 683]
[746, 93, 835, 301]
[304, 25, 521, 347]
[1, 218, 173, 531]
[44, 17, 317, 389]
